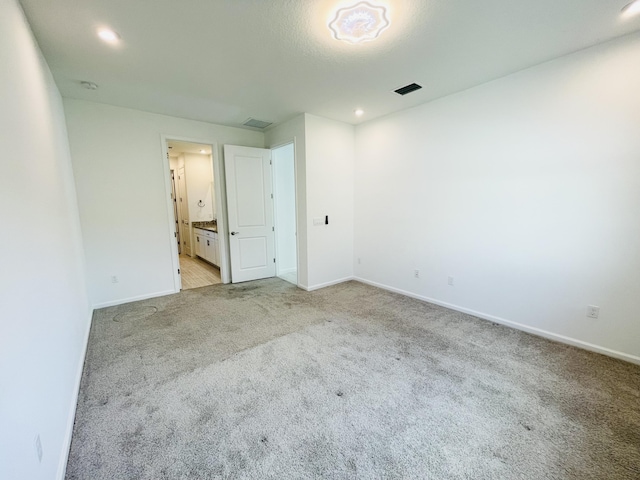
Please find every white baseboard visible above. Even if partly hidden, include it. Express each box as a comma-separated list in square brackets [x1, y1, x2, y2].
[56, 308, 94, 480]
[277, 267, 296, 275]
[302, 276, 354, 292]
[92, 289, 177, 310]
[354, 277, 640, 366]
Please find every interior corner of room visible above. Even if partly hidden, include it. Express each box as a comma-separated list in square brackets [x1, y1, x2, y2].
[3, 0, 640, 478]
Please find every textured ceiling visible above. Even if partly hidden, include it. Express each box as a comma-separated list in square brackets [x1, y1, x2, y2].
[20, 0, 640, 130]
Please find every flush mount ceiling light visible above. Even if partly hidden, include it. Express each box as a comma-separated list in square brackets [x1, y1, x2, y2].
[622, 0, 640, 17]
[329, 2, 390, 44]
[97, 27, 121, 44]
[354, 109, 364, 116]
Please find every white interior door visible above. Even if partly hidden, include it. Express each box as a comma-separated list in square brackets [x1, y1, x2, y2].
[224, 145, 275, 283]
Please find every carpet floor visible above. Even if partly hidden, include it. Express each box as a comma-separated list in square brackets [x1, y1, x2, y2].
[66, 279, 640, 479]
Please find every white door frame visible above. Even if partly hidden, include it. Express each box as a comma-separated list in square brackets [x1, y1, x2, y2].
[160, 134, 230, 292]
[269, 139, 301, 288]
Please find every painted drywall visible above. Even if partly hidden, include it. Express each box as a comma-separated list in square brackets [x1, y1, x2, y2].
[184, 153, 215, 223]
[355, 32, 640, 361]
[266, 114, 355, 290]
[64, 99, 263, 307]
[273, 143, 297, 277]
[304, 114, 355, 289]
[265, 115, 309, 287]
[0, 1, 91, 479]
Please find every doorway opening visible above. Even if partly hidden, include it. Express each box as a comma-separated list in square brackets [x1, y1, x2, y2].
[165, 139, 222, 290]
[272, 143, 298, 286]
[222, 143, 298, 286]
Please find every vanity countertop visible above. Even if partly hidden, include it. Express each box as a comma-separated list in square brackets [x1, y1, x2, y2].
[192, 222, 217, 233]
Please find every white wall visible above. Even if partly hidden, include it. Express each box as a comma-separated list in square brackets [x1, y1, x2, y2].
[169, 156, 178, 172]
[0, 1, 91, 479]
[184, 153, 215, 223]
[266, 115, 309, 287]
[273, 143, 297, 275]
[355, 32, 640, 362]
[304, 114, 355, 289]
[64, 99, 263, 307]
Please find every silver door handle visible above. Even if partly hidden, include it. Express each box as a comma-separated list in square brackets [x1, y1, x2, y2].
[230, 231, 239, 235]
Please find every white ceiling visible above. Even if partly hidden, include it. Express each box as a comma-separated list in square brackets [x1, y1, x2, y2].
[167, 140, 212, 158]
[20, 0, 640, 130]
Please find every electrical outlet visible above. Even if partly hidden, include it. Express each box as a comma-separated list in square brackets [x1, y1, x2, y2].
[414, 269, 420, 279]
[111, 276, 119, 284]
[587, 305, 600, 319]
[448, 276, 454, 286]
[35, 435, 42, 463]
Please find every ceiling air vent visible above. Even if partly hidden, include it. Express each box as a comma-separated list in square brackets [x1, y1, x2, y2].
[394, 83, 422, 96]
[243, 118, 273, 129]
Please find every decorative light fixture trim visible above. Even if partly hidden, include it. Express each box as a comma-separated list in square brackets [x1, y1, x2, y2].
[622, 0, 640, 17]
[329, 2, 390, 44]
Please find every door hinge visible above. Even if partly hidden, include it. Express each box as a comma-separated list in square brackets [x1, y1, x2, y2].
[273, 258, 276, 263]
[270, 159, 272, 165]
[174, 232, 177, 237]
[272, 226, 274, 231]
[270, 193, 273, 199]
[178, 268, 181, 274]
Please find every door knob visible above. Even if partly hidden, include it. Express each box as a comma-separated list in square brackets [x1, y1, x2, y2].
[230, 231, 239, 235]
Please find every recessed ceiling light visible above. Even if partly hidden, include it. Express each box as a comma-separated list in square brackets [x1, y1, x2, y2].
[355, 109, 364, 116]
[80, 81, 98, 90]
[622, 0, 640, 17]
[97, 28, 121, 44]
[329, 2, 390, 44]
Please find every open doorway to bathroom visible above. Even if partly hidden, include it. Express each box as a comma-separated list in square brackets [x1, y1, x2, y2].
[166, 139, 222, 290]
[272, 142, 298, 285]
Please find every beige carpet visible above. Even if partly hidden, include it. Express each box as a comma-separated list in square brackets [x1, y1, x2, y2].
[66, 279, 640, 479]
